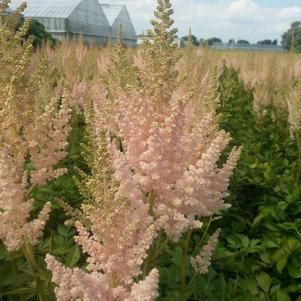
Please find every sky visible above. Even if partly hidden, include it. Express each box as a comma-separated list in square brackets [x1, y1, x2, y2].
[112, 0, 301, 43]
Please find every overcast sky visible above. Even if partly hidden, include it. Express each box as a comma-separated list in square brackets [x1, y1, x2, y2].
[114, 0, 301, 43]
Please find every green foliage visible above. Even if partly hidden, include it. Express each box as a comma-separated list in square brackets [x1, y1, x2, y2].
[205, 37, 223, 46]
[17, 17, 56, 48]
[281, 21, 301, 52]
[237, 40, 250, 45]
[181, 34, 200, 47]
[209, 66, 301, 301]
[257, 39, 278, 46]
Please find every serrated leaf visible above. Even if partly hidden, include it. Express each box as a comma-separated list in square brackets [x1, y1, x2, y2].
[256, 272, 272, 293]
[241, 278, 259, 296]
[286, 238, 300, 252]
[277, 255, 288, 274]
[57, 225, 69, 237]
[287, 262, 301, 279]
[277, 290, 291, 301]
[240, 235, 250, 248]
[66, 245, 81, 267]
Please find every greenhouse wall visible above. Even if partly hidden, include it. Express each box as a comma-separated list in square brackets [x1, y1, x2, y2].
[111, 6, 137, 46]
[68, 0, 111, 44]
[34, 17, 67, 33]
[8, 0, 137, 46]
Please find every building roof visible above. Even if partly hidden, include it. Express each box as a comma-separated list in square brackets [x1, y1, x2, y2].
[9, 0, 82, 18]
[99, 4, 124, 26]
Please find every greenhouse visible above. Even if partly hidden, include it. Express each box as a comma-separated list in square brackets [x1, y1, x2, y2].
[100, 4, 137, 46]
[8, 0, 137, 46]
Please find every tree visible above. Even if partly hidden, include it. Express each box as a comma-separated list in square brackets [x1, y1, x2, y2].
[257, 39, 278, 46]
[181, 28, 199, 46]
[228, 39, 235, 45]
[181, 35, 199, 46]
[282, 21, 301, 52]
[237, 39, 250, 45]
[17, 17, 56, 48]
[199, 38, 205, 46]
[205, 37, 222, 46]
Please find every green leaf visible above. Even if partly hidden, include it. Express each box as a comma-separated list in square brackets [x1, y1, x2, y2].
[65, 245, 81, 267]
[277, 255, 288, 274]
[286, 238, 300, 252]
[0, 261, 15, 287]
[287, 262, 301, 278]
[263, 240, 278, 249]
[241, 278, 259, 296]
[253, 212, 268, 227]
[3, 288, 33, 296]
[256, 272, 272, 293]
[240, 235, 250, 248]
[57, 224, 70, 237]
[277, 290, 291, 301]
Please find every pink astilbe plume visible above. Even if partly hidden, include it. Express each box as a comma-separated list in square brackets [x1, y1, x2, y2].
[0, 147, 51, 251]
[0, 92, 70, 251]
[96, 0, 241, 241]
[46, 254, 159, 301]
[47, 1, 241, 298]
[25, 94, 71, 186]
[0, 5, 71, 251]
[46, 112, 158, 300]
[110, 86, 240, 240]
[191, 229, 221, 274]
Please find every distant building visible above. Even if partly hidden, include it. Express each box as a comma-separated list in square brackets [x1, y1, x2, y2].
[100, 4, 136, 46]
[137, 34, 151, 45]
[8, 0, 137, 46]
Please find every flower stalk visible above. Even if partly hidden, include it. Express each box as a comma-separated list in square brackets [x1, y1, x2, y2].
[22, 238, 48, 301]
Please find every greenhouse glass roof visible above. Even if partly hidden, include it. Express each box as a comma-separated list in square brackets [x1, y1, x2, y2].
[100, 4, 124, 25]
[9, 0, 82, 18]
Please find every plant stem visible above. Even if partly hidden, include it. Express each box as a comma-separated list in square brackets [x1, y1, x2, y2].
[143, 231, 167, 276]
[147, 189, 156, 217]
[186, 215, 214, 291]
[199, 215, 214, 246]
[22, 237, 46, 301]
[295, 130, 301, 185]
[179, 229, 192, 299]
[25, 184, 36, 198]
[10, 255, 25, 301]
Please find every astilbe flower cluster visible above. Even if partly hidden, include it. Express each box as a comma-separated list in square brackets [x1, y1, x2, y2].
[46, 1, 241, 298]
[223, 51, 298, 113]
[105, 0, 241, 241]
[110, 87, 240, 240]
[176, 38, 223, 118]
[0, 1, 71, 251]
[46, 104, 158, 301]
[191, 229, 221, 274]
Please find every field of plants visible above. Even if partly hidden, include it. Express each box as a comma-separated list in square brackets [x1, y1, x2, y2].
[1, 0, 301, 300]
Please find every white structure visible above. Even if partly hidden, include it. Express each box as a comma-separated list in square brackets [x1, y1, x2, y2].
[8, 0, 137, 46]
[100, 4, 136, 46]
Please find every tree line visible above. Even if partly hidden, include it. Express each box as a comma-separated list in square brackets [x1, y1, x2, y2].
[181, 21, 301, 52]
